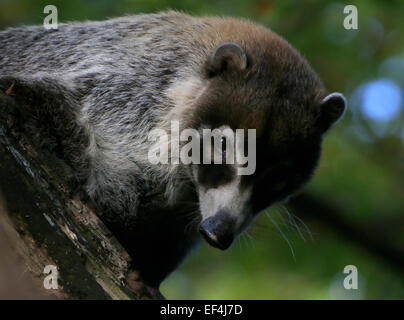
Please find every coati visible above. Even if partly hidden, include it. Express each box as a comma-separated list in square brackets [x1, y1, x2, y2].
[0, 11, 346, 288]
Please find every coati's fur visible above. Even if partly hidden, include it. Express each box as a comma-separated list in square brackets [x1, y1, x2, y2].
[0, 11, 346, 287]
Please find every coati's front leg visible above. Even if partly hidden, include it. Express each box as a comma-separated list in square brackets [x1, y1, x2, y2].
[99, 183, 201, 288]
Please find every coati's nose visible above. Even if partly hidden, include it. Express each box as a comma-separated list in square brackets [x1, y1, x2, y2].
[199, 211, 235, 250]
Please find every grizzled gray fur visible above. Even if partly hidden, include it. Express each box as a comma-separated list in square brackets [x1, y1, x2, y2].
[0, 11, 346, 287]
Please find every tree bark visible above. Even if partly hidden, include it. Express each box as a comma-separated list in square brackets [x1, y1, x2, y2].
[0, 89, 163, 299]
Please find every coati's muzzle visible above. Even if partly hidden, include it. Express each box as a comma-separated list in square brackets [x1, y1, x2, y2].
[199, 210, 235, 250]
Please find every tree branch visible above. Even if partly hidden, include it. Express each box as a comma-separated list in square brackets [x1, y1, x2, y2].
[0, 90, 163, 299]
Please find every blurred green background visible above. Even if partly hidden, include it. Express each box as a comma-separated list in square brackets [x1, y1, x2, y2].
[1, 0, 403, 299]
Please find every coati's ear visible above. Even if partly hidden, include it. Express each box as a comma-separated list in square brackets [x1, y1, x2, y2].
[318, 93, 347, 133]
[208, 42, 248, 77]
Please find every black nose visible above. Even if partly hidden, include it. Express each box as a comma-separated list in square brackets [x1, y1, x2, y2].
[199, 211, 235, 250]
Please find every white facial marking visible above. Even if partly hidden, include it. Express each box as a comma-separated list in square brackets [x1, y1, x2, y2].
[198, 175, 252, 231]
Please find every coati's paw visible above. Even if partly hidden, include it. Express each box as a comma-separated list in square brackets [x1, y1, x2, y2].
[124, 270, 166, 300]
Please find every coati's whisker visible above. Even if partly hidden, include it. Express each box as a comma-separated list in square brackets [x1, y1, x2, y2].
[282, 207, 306, 242]
[240, 233, 251, 249]
[281, 205, 314, 242]
[236, 235, 242, 250]
[292, 215, 314, 242]
[184, 212, 202, 234]
[244, 231, 255, 249]
[274, 204, 306, 242]
[274, 207, 296, 233]
[265, 210, 296, 262]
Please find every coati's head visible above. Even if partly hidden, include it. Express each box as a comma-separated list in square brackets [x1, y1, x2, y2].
[173, 34, 346, 250]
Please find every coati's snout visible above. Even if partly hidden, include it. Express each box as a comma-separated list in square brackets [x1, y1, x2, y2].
[199, 210, 236, 250]
[195, 171, 254, 250]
